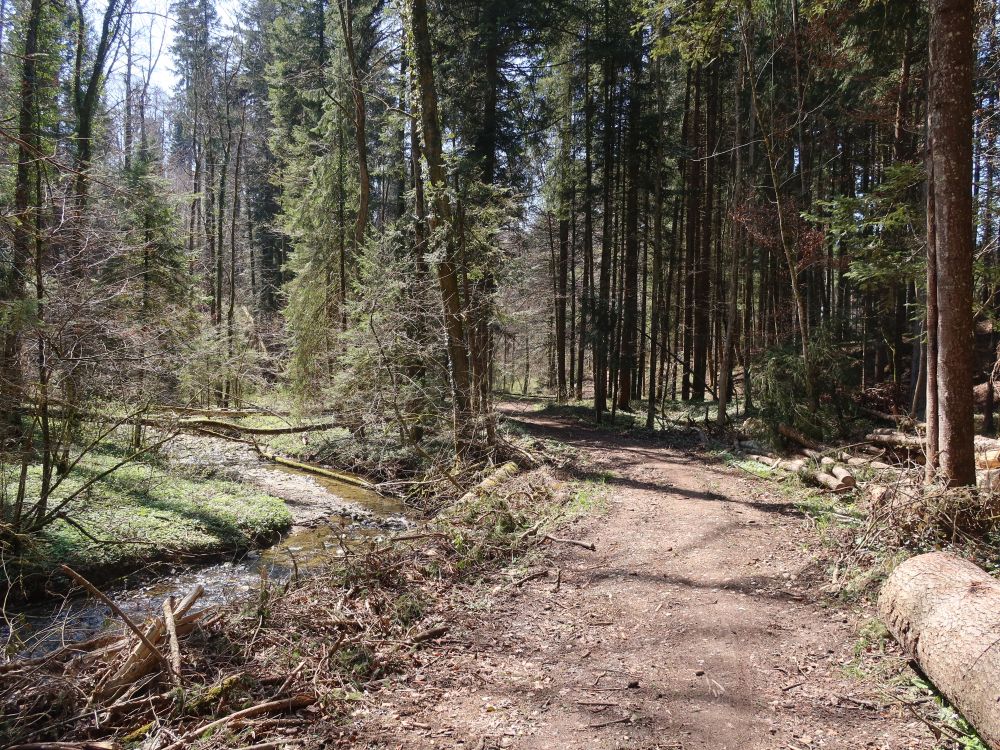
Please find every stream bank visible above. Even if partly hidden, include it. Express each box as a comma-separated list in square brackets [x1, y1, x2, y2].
[2, 433, 415, 657]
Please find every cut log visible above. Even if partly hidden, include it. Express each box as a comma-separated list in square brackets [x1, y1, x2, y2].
[838, 452, 896, 471]
[879, 552, 1000, 750]
[830, 466, 856, 487]
[748, 455, 807, 473]
[812, 471, 852, 493]
[777, 423, 821, 450]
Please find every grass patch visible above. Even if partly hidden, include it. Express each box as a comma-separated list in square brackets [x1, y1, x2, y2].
[561, 476, 610, 520]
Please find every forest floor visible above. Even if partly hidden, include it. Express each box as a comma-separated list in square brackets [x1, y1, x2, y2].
[353, 401, 934, 750]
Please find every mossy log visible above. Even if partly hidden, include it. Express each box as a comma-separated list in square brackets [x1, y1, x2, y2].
[458, 462, 520, 504]
[175, 417, 337, 435]
[879, 552, 1000, 750]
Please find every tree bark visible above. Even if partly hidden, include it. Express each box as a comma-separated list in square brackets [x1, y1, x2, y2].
[616, 43, 642, 411]
[879, 552, 1000, 750]
[337, 0, 370, 261]
[1, 0, 42, 441]
[929, 0, 976, 486]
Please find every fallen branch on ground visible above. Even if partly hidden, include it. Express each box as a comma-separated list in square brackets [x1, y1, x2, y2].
[159, 694, 316, 750]
[543, 534, 596, 551]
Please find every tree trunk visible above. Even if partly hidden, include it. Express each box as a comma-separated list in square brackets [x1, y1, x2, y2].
[337, 0, 370, 263]
[1, 0, 42, 441]
[616, 45, 642, 411]
[929, 0, 976, 486]
[410, 0, 473, 449]
[594, 0, 616, 419]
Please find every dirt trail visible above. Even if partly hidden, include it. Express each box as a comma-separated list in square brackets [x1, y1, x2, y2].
[356, 404, 929, 750]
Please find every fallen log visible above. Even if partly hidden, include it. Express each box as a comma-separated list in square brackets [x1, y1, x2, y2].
[777, 423, 821, 451]
[175, 417, 337, 435]
[879, 552, 1000, 750]
[263, 453, 374, 490]
[866, 431, 925, 451]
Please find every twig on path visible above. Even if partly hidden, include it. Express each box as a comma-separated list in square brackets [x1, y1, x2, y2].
[831, 692, 881, 710]
[513, 569, 549, 587]
[584, 715, 632, 729]
[408, 625, 449, 644]
[543, 534, 596, 551]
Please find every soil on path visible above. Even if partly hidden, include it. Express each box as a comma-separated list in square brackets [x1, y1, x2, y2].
[354, 403, 931, 750]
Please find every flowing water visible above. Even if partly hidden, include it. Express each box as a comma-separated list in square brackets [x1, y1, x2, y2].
[2, 462, 414, 659]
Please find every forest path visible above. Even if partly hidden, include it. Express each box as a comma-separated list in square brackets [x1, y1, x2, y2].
[357, 403, 928, 750]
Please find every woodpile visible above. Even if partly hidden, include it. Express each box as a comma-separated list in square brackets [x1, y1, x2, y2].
[51, 567, 215, 701]
[747, 453, 856, 493]
[879, 552, 1000, 750]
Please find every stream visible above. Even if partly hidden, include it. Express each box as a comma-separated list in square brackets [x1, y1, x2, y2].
[2, 438, 416, 658]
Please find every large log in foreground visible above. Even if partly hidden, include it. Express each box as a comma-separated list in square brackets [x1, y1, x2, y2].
[878, 552, 1000, 749]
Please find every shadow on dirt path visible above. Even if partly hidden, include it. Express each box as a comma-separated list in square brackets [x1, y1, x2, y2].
[355, 403, 931, 750]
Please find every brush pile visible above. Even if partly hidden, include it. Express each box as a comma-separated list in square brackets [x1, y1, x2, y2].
[864, 473, 1000, 549]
